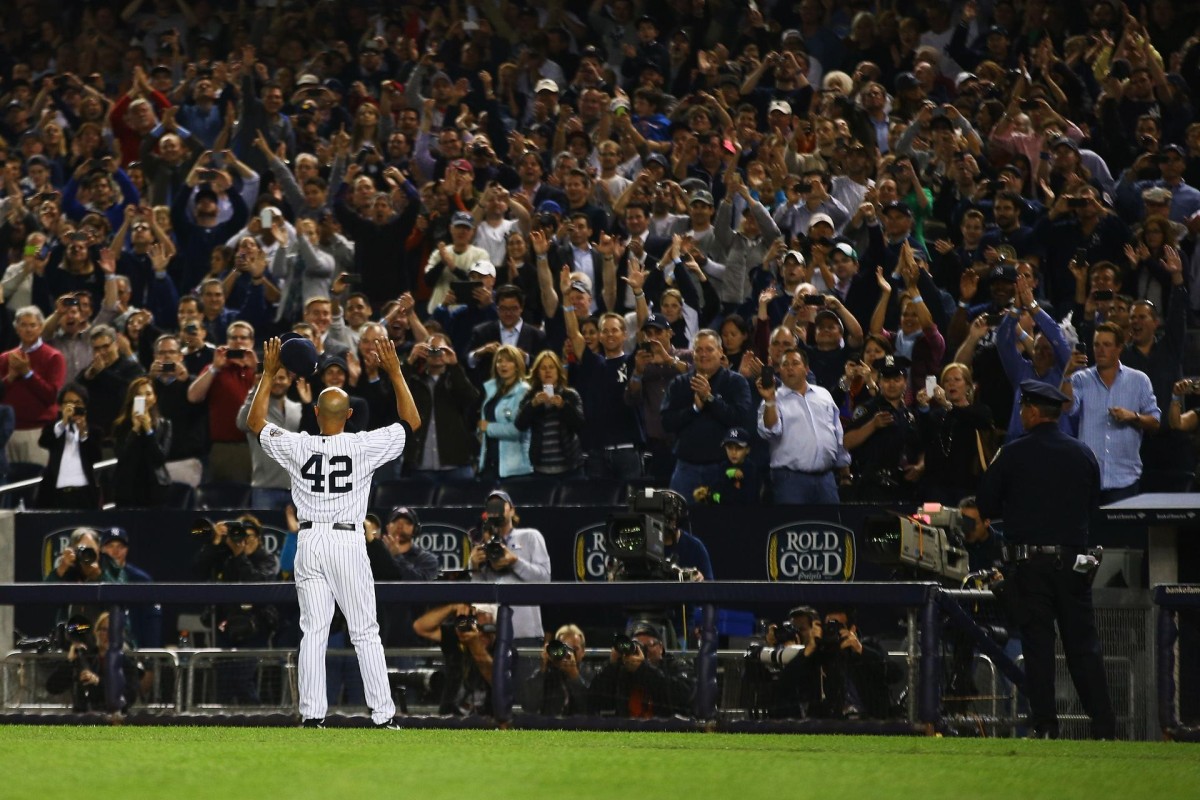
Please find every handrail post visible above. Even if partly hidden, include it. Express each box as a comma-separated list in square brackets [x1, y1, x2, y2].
[105, 603, 127, 713]
[695, 603, 718, 720]
[918, 591, 941, 726]
[492, 603, 515, 723]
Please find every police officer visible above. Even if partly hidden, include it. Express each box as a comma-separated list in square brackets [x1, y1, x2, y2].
[976, 380, 1116, 739]
[843, 355, 924, 501]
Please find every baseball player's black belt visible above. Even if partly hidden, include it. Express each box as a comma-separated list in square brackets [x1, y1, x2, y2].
[298, 521, 358, 531]
[1001, 544, 1082, 561]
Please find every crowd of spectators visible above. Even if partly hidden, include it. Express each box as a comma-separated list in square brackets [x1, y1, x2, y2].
[0, 0, 1199, 509]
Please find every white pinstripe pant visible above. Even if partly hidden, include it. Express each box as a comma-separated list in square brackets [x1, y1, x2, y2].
[294, 526, 394, 723]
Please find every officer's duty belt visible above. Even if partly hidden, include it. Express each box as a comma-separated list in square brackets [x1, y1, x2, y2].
[1002, 544, 1081, 561]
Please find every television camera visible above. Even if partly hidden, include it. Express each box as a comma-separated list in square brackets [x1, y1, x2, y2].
[863, 502, 970, 585]
[604, 488, 701, 581]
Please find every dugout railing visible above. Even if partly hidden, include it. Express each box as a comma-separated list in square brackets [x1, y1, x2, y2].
[0, 579, 1032, 734]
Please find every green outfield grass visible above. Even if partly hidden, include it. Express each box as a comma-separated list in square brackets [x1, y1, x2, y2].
[0, 727, 1196, 799]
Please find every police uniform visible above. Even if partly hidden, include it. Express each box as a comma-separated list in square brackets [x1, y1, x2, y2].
[976, 380, 1116, 739]
[844, 357, 923, 502]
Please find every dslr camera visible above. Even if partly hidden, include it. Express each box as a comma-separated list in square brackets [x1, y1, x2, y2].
[473, 496, 509, 563]
[192, 517, 248, 542]
[454, 613, 496, 635]
[612, 633, 644, 657]
[820, 618, 844, 651]
[546, 639, 575, 662]
[74, 544, 98, 567]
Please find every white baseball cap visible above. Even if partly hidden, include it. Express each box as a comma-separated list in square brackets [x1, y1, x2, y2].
[535, 78, 560, 94]
[768, 99, 792, 115]
[469, 260, 497, 278]
[808, 212, 835, 231]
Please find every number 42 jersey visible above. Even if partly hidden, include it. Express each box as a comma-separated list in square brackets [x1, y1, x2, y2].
[258, 421, 410, 523]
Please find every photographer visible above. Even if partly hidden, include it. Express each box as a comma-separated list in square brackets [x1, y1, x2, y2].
[45, 612, 141, 713]
[588, 624, 689, 718]
[191, 515, 280, 705]
[468, 491, 551, 645]
[523, 624, 591, 717]
[806, 608, 901, 720]
[743, 606, 821, 719]
[413, 603, 499, 717]
[44, 527, 121, 626]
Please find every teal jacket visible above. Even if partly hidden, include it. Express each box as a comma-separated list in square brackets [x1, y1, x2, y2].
[479, 379, 533, 478]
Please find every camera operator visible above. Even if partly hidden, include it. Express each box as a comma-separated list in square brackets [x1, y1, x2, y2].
[658, 489, 714, 581]
[468, 490, 551, 648]
[588, 624, 691, 718]
[523, 624, 591, 717]
[413, 603, 499, 717]
[191, 515, 280, 705]
[45, 612, 142, 713]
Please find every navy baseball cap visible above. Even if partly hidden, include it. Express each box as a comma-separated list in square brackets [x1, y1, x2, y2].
[280, 337, 319, 377]
[101, 527, 129, 546]
[883, 200, 913, 217]
[722, 427, 750, 447]
[536, 200, 563, 215]
[645, 153, 669, 169]
[451, 211, 475, 228]
[1019, 379, 1068, 407]
[643, 313, 670, 330]
[991, 263, 1018, 283]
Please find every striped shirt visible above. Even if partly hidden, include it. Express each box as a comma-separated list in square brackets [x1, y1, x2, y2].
[258, 421, 409, 522]
[1068, 364, 1160, 490]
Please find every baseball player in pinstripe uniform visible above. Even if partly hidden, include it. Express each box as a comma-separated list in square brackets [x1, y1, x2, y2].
[248, 336, 420, 729]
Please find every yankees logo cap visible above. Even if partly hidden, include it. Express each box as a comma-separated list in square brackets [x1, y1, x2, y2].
[280, 336, 320, 378]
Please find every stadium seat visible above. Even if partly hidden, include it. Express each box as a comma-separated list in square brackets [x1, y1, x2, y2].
[370, 478, 437, 509]
[433, 480, 488, 507]
[164, 482, 196, 510]
[194, 481, 252, 510]
[554, 477, 624, 507]
[496, 478, 559, 507]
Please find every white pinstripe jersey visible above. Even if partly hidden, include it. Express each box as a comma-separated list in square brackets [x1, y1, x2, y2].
[258, 421, 409, 523]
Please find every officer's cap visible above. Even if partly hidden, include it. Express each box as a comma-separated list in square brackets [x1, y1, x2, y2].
[873, 354, 911, 377]
[1019, 379, 1068, 408]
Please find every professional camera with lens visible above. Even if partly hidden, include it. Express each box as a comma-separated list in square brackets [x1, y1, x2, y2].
[75, 545, 98, 567]
[454, 613, 497, 635]
[192, 517, 247, 541]
[612, 633, 644, 657]
[469, 497, 510, 563]
[604, 489, 698, 581]
[546, 639, 574, 662]
[821, 618, 844, 651]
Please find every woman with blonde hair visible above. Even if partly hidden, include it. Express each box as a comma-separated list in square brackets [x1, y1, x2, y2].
[112, 377, 173, 507]
[916, 362, 995, 504]
[515, 350, 585, 477]
[477, 344, 533, 480]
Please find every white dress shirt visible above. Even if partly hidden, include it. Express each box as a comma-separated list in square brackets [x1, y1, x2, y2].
[757, 383, 851, 472]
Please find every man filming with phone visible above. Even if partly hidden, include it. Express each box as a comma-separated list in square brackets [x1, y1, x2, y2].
[757, 347, 851, 504]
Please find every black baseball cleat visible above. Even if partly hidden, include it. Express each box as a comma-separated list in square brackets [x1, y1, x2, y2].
[374, 717, 403, 729]
[302, 718, 325, 729]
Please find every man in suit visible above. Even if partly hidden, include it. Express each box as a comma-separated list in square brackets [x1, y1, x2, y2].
[466, 285, 547, 384]
[553, 211, 617, 314]
[615, 202, 672, 311]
